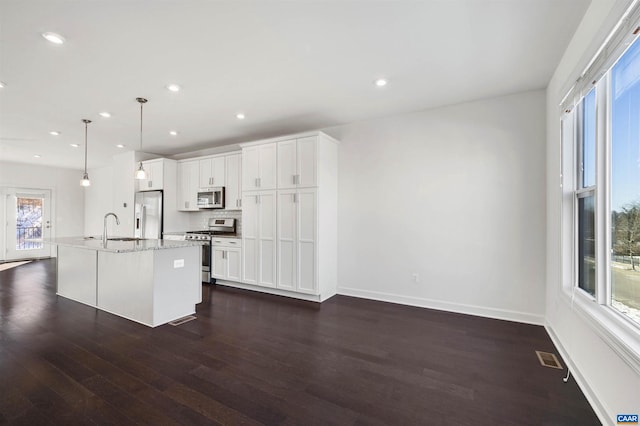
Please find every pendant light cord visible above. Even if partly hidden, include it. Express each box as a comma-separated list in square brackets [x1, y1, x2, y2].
[136, 97, 147, 152]
[84, 121, 88, 173]
[82, 119, 91, 173]
[139, 101, 143, 151]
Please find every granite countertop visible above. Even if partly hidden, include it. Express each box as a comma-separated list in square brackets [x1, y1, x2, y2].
[43, 237, 207, 253]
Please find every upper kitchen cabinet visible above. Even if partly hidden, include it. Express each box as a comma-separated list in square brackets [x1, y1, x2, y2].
[177, 160, 199, 211]
[242, 143, 277, 190]
[199, 156, 225, 189]
[137, 158, 165, 191]
[277, 136, 317, 189]
[225, 153, 242, 210]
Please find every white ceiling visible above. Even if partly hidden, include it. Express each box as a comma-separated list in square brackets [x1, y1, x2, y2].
[0, 0, 590, 170]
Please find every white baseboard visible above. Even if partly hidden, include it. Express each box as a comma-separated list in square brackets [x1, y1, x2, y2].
[337, 286, 545, 325]
[214, 280, 323, 303]
[545, 324, 610, 426]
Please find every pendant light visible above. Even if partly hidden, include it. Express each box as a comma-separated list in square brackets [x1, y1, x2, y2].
[80, 119, 92, 187]
[134, 97, 148, 180]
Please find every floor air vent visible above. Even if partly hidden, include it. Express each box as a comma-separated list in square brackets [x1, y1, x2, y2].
[169, 315, 197, 326]
[535, 351, 563, 369]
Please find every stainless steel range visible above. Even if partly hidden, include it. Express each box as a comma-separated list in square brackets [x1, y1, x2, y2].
[185, 218, 236, 283]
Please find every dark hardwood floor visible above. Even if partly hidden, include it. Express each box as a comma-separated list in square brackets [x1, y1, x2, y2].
[0, 259, 598, 425]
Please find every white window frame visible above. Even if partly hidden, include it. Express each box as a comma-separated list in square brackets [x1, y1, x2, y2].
[562, 38, 640, 375]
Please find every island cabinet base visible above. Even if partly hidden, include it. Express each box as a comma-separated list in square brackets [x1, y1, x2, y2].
[57, 246, 98, 307]
[97, 246, 201, 327]
[56, 244, 202, 328]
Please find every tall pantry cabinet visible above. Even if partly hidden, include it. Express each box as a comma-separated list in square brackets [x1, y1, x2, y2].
[240, 131, 338, 301]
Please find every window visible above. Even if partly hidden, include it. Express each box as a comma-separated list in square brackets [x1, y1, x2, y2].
[610, 36, 640, 324]
[570, 35, 640, 328]
[576, 89, 597, 297]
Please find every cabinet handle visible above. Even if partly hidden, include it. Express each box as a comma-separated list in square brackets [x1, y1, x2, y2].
[256, 195, 260, 204]
[185, 201, 188, 209]
[148, 180, 152, 188]
[293, 193, 297, 203]
[295, 174, 300, 185]
[292, 175, 296, 185]
[238, 199, 242, 208]
[229, 241, 237, 244]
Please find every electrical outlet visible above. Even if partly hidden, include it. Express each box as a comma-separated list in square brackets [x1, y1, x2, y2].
[412, 273, 419, 283]
[174, 259, 184, 268]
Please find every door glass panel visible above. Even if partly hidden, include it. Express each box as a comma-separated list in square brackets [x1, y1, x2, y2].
[16, 196, 43, 250]
[610, 36, 640, 325]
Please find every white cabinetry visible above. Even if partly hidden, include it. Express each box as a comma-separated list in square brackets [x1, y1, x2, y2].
[137, 159, 165, 191]
[242, 190, 276, 287]
[199, 156, 225, 188]
[240, 131, 338, 301]
[277, 188, 317, 294]
[225, 153, 242, 210]
[211, 238, 242, 282]
[177, 160, 199, 211]
[277, 136, 317, 189]
[242, 144, 277, 190]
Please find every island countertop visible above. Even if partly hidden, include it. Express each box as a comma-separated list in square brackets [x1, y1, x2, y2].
[43, 237, 206, 253]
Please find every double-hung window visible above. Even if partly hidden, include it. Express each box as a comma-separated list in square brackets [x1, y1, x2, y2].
[563, 13, 640, 361]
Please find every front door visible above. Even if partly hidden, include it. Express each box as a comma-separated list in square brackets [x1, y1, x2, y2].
[4, 188, 52, 260]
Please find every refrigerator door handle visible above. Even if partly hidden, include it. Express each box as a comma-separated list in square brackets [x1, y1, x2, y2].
[141, 205, 146, 238]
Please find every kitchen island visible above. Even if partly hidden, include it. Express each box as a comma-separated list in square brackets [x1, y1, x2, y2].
[45, 237, 204, 327]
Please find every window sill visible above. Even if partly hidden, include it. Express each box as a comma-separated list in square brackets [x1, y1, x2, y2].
[561, 287, 640, 375]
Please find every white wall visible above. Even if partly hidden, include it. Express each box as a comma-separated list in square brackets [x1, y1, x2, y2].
[324, 90, 547, 324]
[0, 161, 85, 259]
[83, 165, 115, 236]
[546, 0, 640, 423]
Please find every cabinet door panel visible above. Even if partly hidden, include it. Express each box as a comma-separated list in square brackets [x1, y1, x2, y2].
[212, 247, 226, 279]
[297, 189, 317, 294]
[297, 136, 317, 187]
[277, 139, 296, 189]
[225, 154, 241, 210]
[212, 156, 226, 186]
[177, 161, 199, 211]
[298, 241, 316, 294]
[242, 193, 258, 284]
[199, 159, 212, 188]
[277, 191, 296, 291]
[257, 191, 276, 287]
[259, 144, 277, 189]
[226, 248, 242, 281]
[242, 147, 260, 190]
[259, 240, 276, 287]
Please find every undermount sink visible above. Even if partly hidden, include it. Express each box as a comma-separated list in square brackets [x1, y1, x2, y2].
[107, 237, 146, 242]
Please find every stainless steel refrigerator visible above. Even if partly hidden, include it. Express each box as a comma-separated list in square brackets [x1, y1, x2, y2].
[134, 190, 163, 239]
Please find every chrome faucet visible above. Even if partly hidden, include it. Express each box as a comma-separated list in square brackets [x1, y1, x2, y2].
[103, 212, 120, 245]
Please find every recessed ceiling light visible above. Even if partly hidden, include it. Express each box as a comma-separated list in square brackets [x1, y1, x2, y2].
[0, 81, 6, 88]
[166, 83, 181, 92]
[99, 112, 111, 118]
[70, 143, 79, 148]
[49, 131, 61, 136]
[116, 144, 125, 148]
[374, 78, 388, 87]
[236, 113, 245, 120]
[42, 32, 65, 45]
[169, 130, 178, 136]
[33, 154, 41, 158]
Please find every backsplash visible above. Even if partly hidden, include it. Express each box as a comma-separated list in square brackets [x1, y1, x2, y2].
[187, 209, 242, 235]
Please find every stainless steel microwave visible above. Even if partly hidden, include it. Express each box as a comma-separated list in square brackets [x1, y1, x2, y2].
[197, 187, 225, 209]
